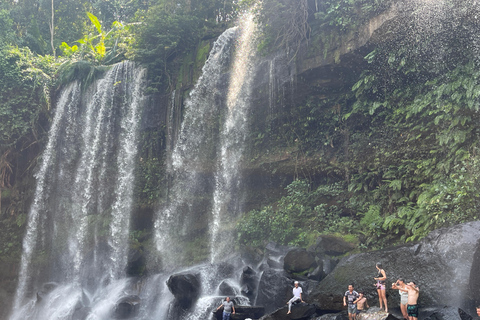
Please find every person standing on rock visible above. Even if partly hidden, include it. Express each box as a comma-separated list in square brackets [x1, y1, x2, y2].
[392, 278, 408, 319]
[216, 296, 235, 320]
[374, 262, 388, 313]
[286, 281, 303, 314]
[396, 281, 419, 320]
[343, 284, 359, 320]
[477, 305, 480, 317]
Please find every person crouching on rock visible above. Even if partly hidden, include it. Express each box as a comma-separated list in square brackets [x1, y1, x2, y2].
[354, 291, 369, 316]
[286, 281, 303, 314]
[344, 284, 359, 320]
[216, 296, 235, 320]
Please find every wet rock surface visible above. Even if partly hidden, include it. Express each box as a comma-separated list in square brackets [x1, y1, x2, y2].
[256, 268, 295, 314]
[259, 303, 317, 320]
[284, 248, 317, 275]
[241, 266, 258, 301]
[113, 295, 140, 319]
[423, 306, 473, 320]
[310, 221, 480, 312]
[166, 272, 201, 309]
[356, 307, 400, 320]
[212, 305, 265, 320]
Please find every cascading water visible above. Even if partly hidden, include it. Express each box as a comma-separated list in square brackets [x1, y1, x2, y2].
[153, 25, 245, 269]
[10, 10, 286, 320]
[210, 13, 258, 263]
[10, 61, 146, 320]
[150, 12, 263, 320]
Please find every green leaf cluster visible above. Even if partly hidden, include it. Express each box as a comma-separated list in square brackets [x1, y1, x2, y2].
[237, 180, 356, 247]
[0, 45, 59, 147]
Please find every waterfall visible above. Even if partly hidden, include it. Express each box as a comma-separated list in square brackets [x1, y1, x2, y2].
[154, 11, 260, 268]
[10, 61, 145, 320]
[210, 13, 258, 262]
[154, 26, 239, 268]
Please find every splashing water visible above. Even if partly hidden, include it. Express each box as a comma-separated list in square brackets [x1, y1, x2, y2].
[10, 62, 146, 320]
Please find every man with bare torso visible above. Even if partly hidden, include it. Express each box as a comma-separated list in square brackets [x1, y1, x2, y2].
[396, 281, 419, 320]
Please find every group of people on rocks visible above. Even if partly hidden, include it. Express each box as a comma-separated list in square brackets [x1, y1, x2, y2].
[343, 262, 419, 320]
[215, 260, 480, 320]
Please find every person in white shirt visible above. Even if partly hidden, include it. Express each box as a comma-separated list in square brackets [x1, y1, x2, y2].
[286, 281, 303, 314]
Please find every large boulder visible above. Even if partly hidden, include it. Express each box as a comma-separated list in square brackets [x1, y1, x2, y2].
[309, 236, 355, 257]
[256, 268, 295, 314]
[309, 221, 480, 312]
[166, 272, 201, 309]
[313, 313, 348, 320]
[423, 306, 473, 320]
[284, 248, 317, 275]
[36, 282, 59, 302]
[356, 307, 400, 320]
[219, 280, 237, 296]
[241, 266, 258, 301]
[259, 303, 317, 320]
[112, 295, 141, 319]
[213, 305, 266, 320]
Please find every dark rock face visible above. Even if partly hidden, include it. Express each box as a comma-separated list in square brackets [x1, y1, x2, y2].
[309, 221, 480, 312]
[469, 242, 480, 303]
[219, 280, 237, 296]
[217, 262, 236, 279]
[213, 305, 265, 320]
[112, 295, 141, 319]
[313, 313, 348, 320]
[256, 268, 294, 314]
[240, 266, 258, 301]
[307, 265, 325, 281]
[36, 282, 59, 302]
[423, 306, 473, 320]
[284, 248, 317, 275]
[166, 272, 201, 309]
[259, 303, 317, 320]
[309, 236, 356, 257]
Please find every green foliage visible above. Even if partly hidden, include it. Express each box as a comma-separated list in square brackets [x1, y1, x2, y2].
[314, 0, 391, 33]
[60, 12, 135, 64]
[131, 0, 237, 90]
[237, 180, 356, 247]
[246, 0, 480, 251]
[134, 128, 166, 208]
[0, 9, 15, 45]
[251, 0, 310, 57]
[0, 215, 24, 261]
[132, 4, 201, 89]
[0, 46, 58, 147]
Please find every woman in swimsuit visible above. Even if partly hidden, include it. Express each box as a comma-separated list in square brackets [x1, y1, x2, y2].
[392, 278, 408, 319]
[374, 262, 388, 312]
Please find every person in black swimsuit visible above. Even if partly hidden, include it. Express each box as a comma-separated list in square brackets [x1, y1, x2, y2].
[374, 262, 388, 312]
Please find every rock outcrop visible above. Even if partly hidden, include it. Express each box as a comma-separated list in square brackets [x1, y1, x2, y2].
[166, 272, 201, 309]
[309, 221, 480, 312]
[259, 303, 317, 320]
[112, 295, 141, 319]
